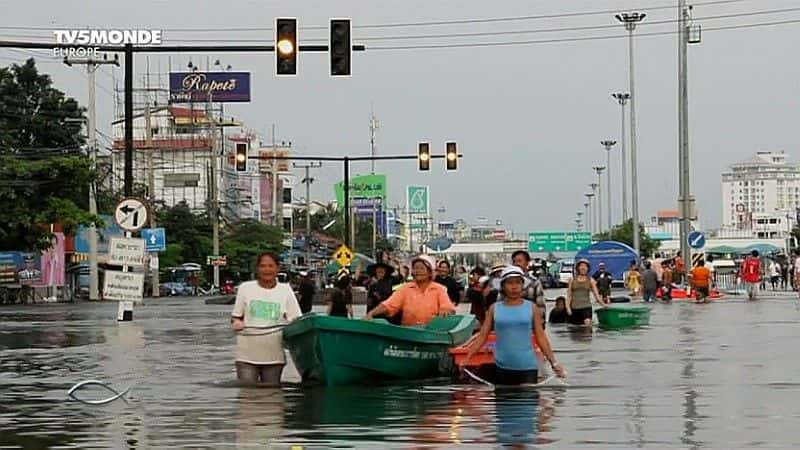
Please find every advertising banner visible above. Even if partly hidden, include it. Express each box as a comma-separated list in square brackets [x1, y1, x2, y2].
[334, 174, 387, 207]
[169, 71, 251, 103]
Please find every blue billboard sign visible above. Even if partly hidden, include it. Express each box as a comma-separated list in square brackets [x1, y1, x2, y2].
[169, 71, 251, 103]
[75, 215, 124, 254]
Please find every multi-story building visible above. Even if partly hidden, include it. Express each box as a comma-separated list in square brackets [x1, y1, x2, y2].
[721, 151, 800, 229]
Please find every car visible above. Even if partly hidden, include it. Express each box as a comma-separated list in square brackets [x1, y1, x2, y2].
[555, 260, 575, 287]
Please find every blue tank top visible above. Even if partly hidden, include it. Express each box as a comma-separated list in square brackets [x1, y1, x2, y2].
[494, 300, 537, 371]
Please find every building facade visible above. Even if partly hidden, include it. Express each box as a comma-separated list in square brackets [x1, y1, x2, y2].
[721, 151, 800, 229]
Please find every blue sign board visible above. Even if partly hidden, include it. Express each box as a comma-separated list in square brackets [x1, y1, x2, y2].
[688, 231, 706, 250]
[75, 215, 124, 254]
[141, 228, 167, 252]
[169, 71, 251, 103]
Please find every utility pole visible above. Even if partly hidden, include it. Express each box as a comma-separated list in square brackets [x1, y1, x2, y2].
[612, 93, 630, 222]
[271, 124, 280, 228]
[585, 193, 595, 235]
[207, 97, 220, 288]
[63, 54, 119, 301]
[583, 202, 591, 235]
[601, 140, 617, 230]
[592, 167, 606, 233]
[369, 107, 379, 174]
[144, 102, 159, 297]
[616, 11, 646, 255]
[678, 0, 693, 278]
[294, 162, 322, 266]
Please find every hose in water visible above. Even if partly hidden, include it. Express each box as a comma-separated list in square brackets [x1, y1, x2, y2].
[67, 380, 132, 405]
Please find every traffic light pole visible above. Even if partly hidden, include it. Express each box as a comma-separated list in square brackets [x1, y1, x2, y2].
[248, 153, 461, 248]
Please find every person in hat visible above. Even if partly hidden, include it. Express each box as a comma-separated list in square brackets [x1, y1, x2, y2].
[462, 266, 566, 385]
[567, 259, 607, 326]
[592, 262, 613, 305]
[366, 254, 456, 326]
[366, 261, 396, 314]
[327, 271, 353, 318]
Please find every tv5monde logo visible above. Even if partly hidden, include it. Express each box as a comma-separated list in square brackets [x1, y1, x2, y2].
[52, 29, 162, 57]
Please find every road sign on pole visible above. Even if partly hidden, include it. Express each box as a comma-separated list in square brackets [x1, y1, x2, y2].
[407, 186, 429, 215]
[688, 230, 706, 250]
[108, 237, 145, 267]
[141, 227, 167, 252]
[114, 198, 148, 232]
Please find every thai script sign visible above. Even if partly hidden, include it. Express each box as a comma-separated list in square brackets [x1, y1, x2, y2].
[169, 72, 251, 103]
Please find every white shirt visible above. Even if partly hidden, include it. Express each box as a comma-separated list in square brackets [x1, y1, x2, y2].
[794, 257, 800, 275]
[232, 281, 302, 364]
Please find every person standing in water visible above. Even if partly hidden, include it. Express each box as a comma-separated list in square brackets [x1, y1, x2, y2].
[231, 252, 302, 386]
[566, 259, 608, 326]
[462, 266, 566, 385]
[327, 272, 354, 318]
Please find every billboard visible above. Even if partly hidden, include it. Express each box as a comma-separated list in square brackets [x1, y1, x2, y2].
[0, 233, 66, 286]
[334, 174, 387, 207]
[169, 71, 251, 103]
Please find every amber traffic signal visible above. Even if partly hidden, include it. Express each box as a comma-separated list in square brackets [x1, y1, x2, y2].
[276, 18, 297, 76]
[418, 142, 431, 171]
[445, 142, 458, 171]
[235, 143, 247, 172]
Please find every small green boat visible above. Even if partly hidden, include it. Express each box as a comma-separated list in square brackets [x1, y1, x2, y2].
[596, 305, 651, 330]
[283, 314, 476, 386]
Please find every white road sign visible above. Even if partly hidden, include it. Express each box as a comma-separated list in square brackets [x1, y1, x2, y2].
[103, 271, 144, 302]
[108, 237, 145, 267]
[114, 198, 149, 232]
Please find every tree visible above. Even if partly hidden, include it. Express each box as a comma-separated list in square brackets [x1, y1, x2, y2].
[594, 219, 660, 257]
[221, 219, 285, 280]
[292, 203, 392, 255]
[0, 59, 98, 250]
[156, 201, 212, 265]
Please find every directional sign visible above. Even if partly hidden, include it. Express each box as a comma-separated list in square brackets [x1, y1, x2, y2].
[528, 232, 592, 252]
[114, 198, 148, 232]
[108, 237, 145, 267]
[103, 271, 144, 302]
[333, 244, 354, 267]
[206, 255, 227, 267]
[688, 231, 706, 250]
[141, 227, 166, 252]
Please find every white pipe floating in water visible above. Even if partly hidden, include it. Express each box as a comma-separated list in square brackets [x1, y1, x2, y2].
[67, 380, 132, 405]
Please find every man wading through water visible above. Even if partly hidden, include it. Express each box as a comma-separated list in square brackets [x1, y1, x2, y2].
[231, 253, 302, 386]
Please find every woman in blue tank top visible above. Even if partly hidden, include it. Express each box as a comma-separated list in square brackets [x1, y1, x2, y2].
[462, 266, 567, 385]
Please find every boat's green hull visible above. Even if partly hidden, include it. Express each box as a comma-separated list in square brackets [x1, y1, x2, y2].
[283, 314, 476, 386]
[596, 305, 651, 329]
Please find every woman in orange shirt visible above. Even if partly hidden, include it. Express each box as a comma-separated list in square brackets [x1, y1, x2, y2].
[690, 259, 712, 303]
[365, 254, 456, 326]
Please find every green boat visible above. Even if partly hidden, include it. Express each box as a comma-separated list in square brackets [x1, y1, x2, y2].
[282, 313, 476, 386]
[596, 305, 651, 330]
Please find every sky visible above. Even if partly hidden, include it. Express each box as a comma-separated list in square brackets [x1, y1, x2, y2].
[1, 0, 799, 237]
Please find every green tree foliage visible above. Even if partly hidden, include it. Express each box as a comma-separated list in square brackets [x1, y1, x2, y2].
[156, 201, 212, 265]
[292, 203, 393, 254]
[0, 59, 98, 251]
[593, 219, 660, 257]
[221, 219, 285, 280]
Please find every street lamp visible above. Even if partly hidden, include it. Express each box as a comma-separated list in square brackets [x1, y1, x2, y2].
[589, 182, 600, 234]
[583, 202, 591, 234]
[612, 92, 630, 221]
[601, 140, 617, 229]
[585, 192, 596, 235]
[616, 11, 646, 255]
[576, 211, 584, 232]
[592, 167, 606, 232]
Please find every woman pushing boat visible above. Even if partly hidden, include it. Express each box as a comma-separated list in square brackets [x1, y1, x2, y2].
[461, 266, 566, 385]
[365, 254, 456, 326]
[231, 252, 302, 385]
[567, 259, 608, 327]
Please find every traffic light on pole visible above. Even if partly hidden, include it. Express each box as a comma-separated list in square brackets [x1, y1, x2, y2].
[418, 142, 431, 171]
[330, 19, 351, 76]
[276, 18, 297, 76]
[235, 143, 247, 172]
[445, 142, 458, 171]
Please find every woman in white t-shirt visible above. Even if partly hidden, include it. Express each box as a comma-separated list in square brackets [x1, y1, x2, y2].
[231, 252, 302, 385]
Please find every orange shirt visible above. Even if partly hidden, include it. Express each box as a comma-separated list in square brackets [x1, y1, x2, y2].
[381, 281, 456, 326]
[691, 266, 711, 288]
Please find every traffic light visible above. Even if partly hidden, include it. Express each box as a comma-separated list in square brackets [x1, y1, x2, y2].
[418, 142, 430, 171]
[445, 141, 458, 171]
[235, 143, 247, 172]
[276, 18, 297, 76]
[330, 19, 351, 76]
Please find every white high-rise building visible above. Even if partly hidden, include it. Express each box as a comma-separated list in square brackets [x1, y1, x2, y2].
[721, 151, 800, 230]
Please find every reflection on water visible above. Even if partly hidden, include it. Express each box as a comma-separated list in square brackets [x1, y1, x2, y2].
[2, 297, 800, 448]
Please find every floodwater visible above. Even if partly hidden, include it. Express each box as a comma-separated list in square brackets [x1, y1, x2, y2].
[2, 293, 800, 449]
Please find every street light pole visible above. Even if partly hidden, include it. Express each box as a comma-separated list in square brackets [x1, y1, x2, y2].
[294, 162, 322, 267]
[616, 11, 645, 255]
[592, 167, 606, 233]
[583, 202, 591, 235]
[576, 211, 584, 232]
[585, 192, 596, 235]
[589, 184, 599, 234]
[601, 140, 617, 230]
[678, 0, 693, 277]
[612, 93, 630, 222]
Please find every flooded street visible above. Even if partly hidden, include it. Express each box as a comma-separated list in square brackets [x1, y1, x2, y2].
[2, 295, 800, 449]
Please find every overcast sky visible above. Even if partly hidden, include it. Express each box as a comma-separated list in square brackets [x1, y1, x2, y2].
[2, 0, 799, 237]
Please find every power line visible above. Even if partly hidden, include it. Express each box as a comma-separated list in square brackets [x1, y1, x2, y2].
[367, 17, 800, 50]
[0, 0, 755, 33]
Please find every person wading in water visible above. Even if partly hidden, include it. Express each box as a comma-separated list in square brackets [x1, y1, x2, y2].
[566, 259, 608, 326]
[462, 266, 566, 385]
[231, 252, 302, 386]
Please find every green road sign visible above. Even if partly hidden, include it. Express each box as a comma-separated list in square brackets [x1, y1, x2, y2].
[334, 174, 387, 206]
[406, 185, 429, 215]
[528, 232, 592, 252]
